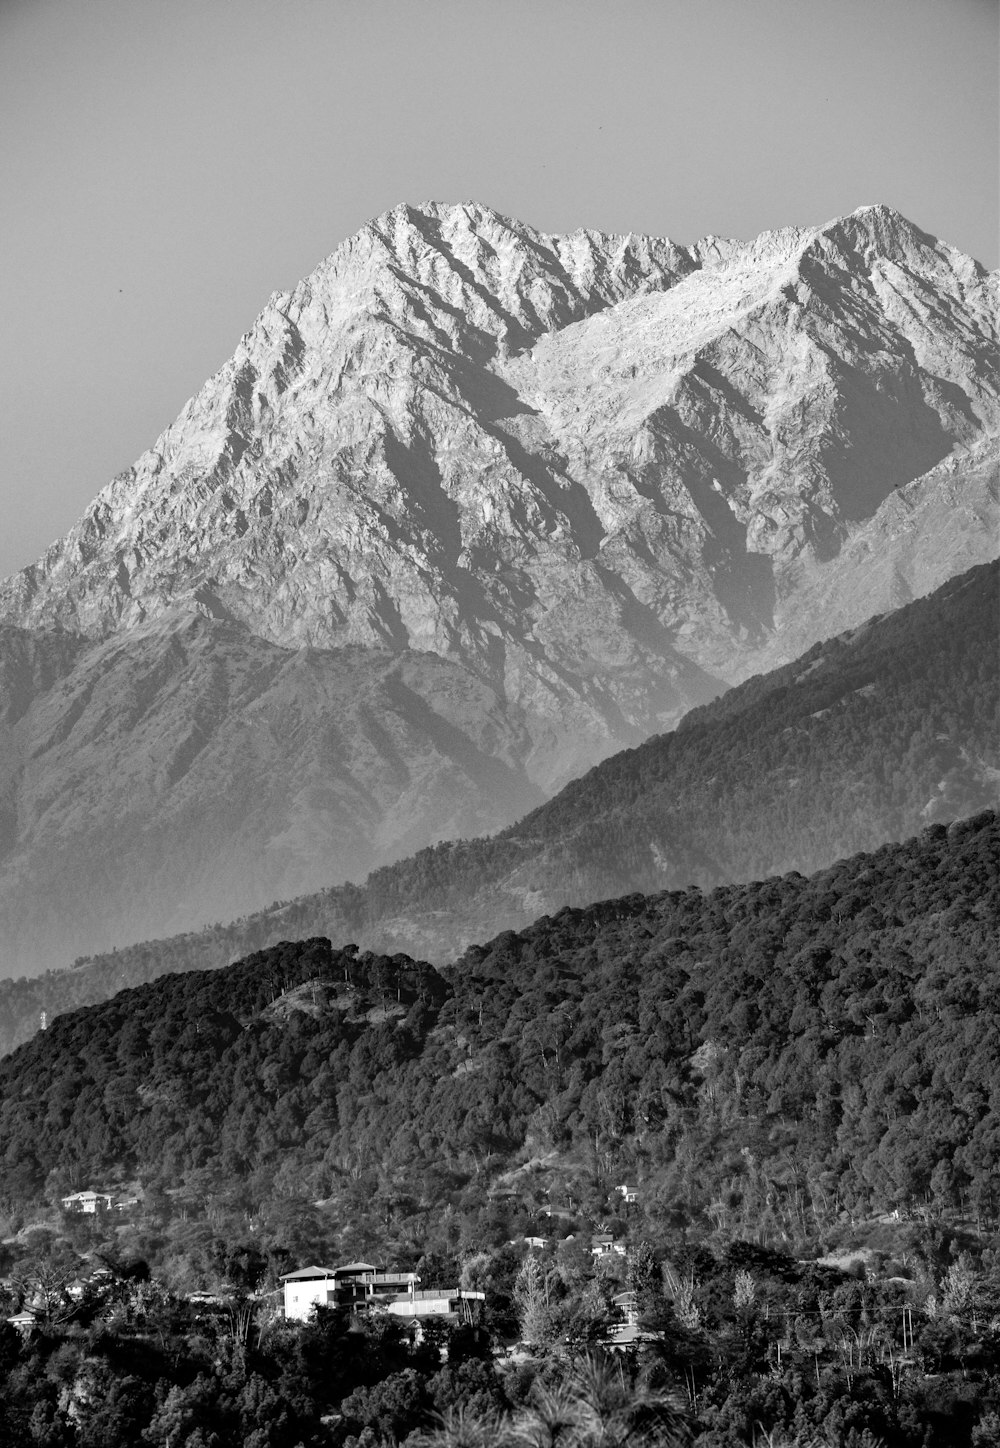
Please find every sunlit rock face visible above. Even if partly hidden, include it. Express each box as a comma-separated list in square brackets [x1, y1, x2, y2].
[0, 202, 996, 971]
[3, 201, 997, 783]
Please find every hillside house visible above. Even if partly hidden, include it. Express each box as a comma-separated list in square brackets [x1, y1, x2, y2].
[60, 1190, 114, 1214]
[615, 1183, 640, 1204]
[382, 1286, 485, 1324]
[281, 1262, 484, 1325]
[280, 1265, 340, 1321]
[590, 1234, 626, 1258]
[613, 1289, 639, 1326]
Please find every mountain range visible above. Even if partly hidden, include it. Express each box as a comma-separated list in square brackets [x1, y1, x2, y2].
[0, 200, 996, 975]
[0, 559, 994, 1056]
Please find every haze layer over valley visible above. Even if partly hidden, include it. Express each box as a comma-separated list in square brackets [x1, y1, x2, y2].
[0, 560, 994, 1050]
[0, 201, 996, 973]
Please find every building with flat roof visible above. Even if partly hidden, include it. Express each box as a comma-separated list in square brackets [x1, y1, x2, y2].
[280, 1262, 484, 1325]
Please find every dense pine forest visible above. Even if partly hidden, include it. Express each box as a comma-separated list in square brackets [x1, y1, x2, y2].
[0, 814, 996, 1444]
[0, 561, 995, 1059]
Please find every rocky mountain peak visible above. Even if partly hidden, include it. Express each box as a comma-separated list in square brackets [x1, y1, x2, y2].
[0, 201, 996, 973]
[1, 202, 996, 788]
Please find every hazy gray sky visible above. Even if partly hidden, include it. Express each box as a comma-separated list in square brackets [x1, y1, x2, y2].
[2, 0, 996, 580]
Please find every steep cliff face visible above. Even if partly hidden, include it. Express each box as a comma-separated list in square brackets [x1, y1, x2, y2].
[0, 202, 996, 973]
[2, 202, 996, 787]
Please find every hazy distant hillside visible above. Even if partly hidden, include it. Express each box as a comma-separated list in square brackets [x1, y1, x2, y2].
[0, 559, 992, 1057]
[0, 201, 995, 977]
[1, 812, 995, 1250]
[0, 617, 544, 975]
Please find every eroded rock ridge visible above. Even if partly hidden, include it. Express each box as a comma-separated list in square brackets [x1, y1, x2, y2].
[3, 201, 997, 786]
[0, 201, 997, 972]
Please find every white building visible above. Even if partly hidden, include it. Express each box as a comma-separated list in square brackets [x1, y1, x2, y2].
[60, 1190, 114, 1214]
[280, 1262, 484, 1325]
[590, 1234, 626, 1258]
[386, 1287, 484, 1321]
[280, 1264, 340, 1321]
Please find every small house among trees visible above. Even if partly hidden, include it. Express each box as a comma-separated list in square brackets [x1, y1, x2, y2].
[60, 1190, 113, 1214]
[590, 1234, 626, 1258]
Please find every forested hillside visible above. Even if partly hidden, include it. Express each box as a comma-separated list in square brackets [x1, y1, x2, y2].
[2, 811, 995, 1247]
[0, 814, 996, 1446]
[0, 561, 995, 1056]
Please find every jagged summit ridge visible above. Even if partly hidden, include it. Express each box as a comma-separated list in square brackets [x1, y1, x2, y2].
[2, 201, 997, 785]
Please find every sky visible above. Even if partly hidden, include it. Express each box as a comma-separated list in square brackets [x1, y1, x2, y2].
[1, 0, 997, 580]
